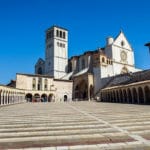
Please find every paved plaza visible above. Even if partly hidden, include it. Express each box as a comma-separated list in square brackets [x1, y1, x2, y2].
[0, 102, 150, 149]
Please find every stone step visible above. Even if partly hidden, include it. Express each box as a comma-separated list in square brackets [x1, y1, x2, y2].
[0, 122, 104, 129]
[0, 124, 109, 132]
[0, 128, 119, 138]
[0, 133, 135, 149]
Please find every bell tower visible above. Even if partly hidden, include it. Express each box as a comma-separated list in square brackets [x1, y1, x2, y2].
[45, 26, 68, 78]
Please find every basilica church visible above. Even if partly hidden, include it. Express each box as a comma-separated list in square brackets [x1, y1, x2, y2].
[35, 25, 141, 101]
[0, 25, 150, 105]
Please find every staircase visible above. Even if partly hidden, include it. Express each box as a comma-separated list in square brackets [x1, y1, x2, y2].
[0, 102, 150, 149]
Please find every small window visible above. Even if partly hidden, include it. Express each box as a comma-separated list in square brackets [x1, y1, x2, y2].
[32, 84, 35, 89]
[63, 32, 66, 39]
[32, 78, 36, 90]
[121, 41, 125, 46]
[60, 31, 62, 38]
[37, 67, 42, 74]
[102, 57, 105, 63]
[57, 42, 59, 46]
[60, 43, 63, 47]
[44, 79, 48, 90]
[56, 30, 59, 37]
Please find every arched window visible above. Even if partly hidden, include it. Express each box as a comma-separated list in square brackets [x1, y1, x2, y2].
[38, 78, 42, 91]
[38, 67, 42, 74]
[63, 32, 66, 39]
[44, 79, 48, 90]
[60, 31, 62, 38]
[56, 30, 59, 37]
[102, 57, 105, 63]
[32, 78, 36, 90]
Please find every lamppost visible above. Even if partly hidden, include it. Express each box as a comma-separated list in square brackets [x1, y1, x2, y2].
[145, 42, 150, 54]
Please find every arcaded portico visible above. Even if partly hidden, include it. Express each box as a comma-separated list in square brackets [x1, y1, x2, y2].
[101, 80, 150, 104]
[0, 85, 25, 106]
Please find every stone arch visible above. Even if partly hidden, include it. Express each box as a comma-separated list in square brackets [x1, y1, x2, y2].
[64, 95, 68, 102]
[123, 89, 127, 103]
[119, 89, 123, 103]
[48, 94, 54, 102]
[127, 88, 132, 103]
[41, 94, 48, 102]
[110, 91, 113, 102]
[8, 91, 10, 104]
[108, 92, 111, 102]
[113, 91, 116, 102]
[25, 93, 32, 102]
[138, 87, 144, 104]
[116, 90, 119, 103]
[74, 80, 88, 100]
[144, 86, 150, 104]
[34, 93, 40, 102]
[132, 88, 138, 104]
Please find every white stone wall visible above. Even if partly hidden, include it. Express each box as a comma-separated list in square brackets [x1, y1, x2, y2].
[54, 80, 73, 101]
[16, 74, 33, 90]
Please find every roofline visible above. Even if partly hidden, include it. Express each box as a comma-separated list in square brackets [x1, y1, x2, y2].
[69, 48, 105, 60]
[54, 79, 73, 82]
[46, 25, 68, 32]
[16, 73, 54, 78]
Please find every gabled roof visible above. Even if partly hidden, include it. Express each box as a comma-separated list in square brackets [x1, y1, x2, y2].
[113, 30, 133, 50]
[16, 73, 53, 78]
[105, 69, 150, 88]
[35, 58, 45, 66]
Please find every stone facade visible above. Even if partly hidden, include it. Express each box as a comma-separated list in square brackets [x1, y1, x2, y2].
[68, 31, 141, 100]
[16, 73, 73, 102]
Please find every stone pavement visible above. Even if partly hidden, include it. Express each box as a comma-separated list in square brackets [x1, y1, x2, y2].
[0, 102, 150, 149]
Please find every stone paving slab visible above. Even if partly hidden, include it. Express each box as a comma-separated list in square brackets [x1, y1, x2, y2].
[0, 102, 150, 149]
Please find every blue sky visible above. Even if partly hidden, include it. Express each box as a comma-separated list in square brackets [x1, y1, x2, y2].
[0, 0, 150, 84]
